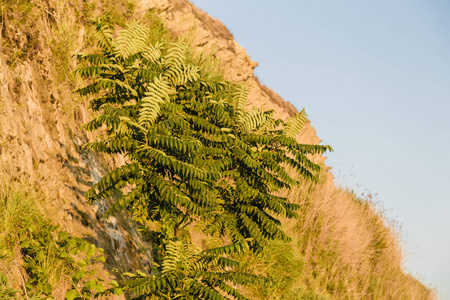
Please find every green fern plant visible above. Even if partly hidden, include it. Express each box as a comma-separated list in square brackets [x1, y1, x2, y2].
[77, 20, 331, 247]
[203, 89, 332, 250]
[76, 20, 332, 298]
[122, 240, 263, 300]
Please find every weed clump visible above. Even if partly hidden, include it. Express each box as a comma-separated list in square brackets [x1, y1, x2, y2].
[0, 181, 114, 299]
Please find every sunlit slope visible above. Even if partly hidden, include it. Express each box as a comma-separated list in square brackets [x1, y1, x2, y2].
[241, 169, 434, 299]
[0, 0, 435, 298]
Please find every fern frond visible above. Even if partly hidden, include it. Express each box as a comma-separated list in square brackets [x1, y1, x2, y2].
[162, 240, 186, 273]
[76, 82, 102, 97]
[202, 240, 248, 256]
[165, 63, 200, 86]
[138, 76, 171, 126]
[163, 41, 188, 68]
[84, 163, 140, 202]
[114, 21, 150, 59]
[148, 134, 203, 154]
[216, 282, 250, 300]
[75, 53, 110, 65]
[148, 174, 202, 215]
[94, 24, 114, 54]
[282, 108, 307, 139]
[137, 145, 209, 181]
[237, 109, 272, 134]
[84, 138, 139, 154]
[232, 85, 249, 115]
[142, 42, 162, 64]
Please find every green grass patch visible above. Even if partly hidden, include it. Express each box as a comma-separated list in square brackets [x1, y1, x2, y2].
[0, 180, 116, 299]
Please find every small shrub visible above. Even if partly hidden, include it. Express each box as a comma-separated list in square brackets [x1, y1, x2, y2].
[0, 181, 112, 299]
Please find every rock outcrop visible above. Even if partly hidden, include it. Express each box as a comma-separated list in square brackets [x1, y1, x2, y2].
[0, 18, 152, 282]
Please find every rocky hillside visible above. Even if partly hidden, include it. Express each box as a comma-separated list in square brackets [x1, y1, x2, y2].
[0, 0, 434, 299]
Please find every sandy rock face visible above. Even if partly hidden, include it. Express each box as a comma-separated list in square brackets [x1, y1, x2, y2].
[0, 46, 151, 284]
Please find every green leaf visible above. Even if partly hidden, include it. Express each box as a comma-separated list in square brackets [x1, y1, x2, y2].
[65, 289, 78, 300]
[84, 280, 96, 290]
[87, 244, 96, 257]
[123, 272, 136, 278]
[43, 282, 53, 295]
[21, 240, 30, 248]
[73, 269, 85, 282]
[110, 280, 119, 287]
[96, 283, 105, 293]
[58, 231, 69, 241]
[80, 242, 89, 252]
[67, 239, 77, 250]
[36, 251, 45, 262]
[78, 259, 88, 268]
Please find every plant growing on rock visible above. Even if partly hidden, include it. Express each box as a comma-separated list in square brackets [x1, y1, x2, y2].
[0, 182, 110, 299]
[76, 20, 331, 299]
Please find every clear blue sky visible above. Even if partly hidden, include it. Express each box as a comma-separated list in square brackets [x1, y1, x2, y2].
[191, 1, 450, 298]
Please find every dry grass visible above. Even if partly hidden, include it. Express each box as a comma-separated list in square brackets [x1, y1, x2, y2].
[291, 170, 433, 299]
[240, 165, 435, 299]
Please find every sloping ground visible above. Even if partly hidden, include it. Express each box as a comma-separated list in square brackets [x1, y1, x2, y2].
[0, 0, 434, 299]
[146, 2, 434, 299]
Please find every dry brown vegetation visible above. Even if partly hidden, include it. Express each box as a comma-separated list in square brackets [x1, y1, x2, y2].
[285, 171, 434, 299]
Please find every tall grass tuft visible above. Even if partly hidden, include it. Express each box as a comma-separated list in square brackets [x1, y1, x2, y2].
[240, 168, 435, 299]
[0, 181, 46, 266]
[0, 180, 106, 299]
[0, 181, 47, 298]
